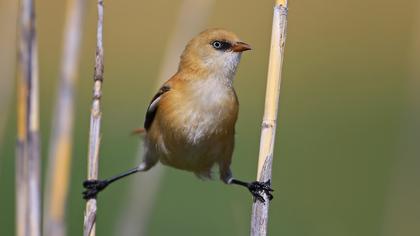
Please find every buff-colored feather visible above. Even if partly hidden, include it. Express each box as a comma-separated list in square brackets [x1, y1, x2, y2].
[145, 29, 245, 178]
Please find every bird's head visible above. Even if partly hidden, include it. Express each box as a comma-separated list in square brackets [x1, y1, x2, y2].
[179, 28, 251, 79]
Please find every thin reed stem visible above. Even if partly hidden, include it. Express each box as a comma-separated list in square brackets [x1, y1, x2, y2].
[250, 0, 289, 235]
[43, 0, 87, 235]
[16, 0, 41, 235]
[83, 0, 104, 236]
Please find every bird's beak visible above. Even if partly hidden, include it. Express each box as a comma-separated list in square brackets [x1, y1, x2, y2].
[231, 41, 252, 52]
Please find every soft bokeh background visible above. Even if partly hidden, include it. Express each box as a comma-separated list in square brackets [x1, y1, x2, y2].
[1, 0, 420, 235]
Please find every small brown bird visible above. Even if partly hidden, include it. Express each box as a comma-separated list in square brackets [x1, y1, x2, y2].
[83, 28, 273, 202]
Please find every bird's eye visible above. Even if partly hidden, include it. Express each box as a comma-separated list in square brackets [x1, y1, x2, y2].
[212, 41, 222, 49]
[211, 40, 230, 51]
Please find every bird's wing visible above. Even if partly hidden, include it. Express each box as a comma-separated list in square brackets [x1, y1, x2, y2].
[144, 85, 171, 130]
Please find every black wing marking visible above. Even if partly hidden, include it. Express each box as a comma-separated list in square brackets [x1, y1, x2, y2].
[144, 85, 171, 131]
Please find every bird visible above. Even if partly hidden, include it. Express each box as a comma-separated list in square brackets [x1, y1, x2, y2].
[83, 28, 273, 203]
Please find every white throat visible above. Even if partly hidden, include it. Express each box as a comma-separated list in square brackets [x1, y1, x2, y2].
[204, 51, 242, 82]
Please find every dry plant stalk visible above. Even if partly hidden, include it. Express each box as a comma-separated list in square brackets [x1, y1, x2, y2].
[83, 0, 104, 236]
[115, 0, 214, 235]
[43, 0, 87, 235]
[16, 0, 41, 235]
[251, 0, 289, 235]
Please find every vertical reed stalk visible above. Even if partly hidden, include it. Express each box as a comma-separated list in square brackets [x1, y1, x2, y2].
[16, 0, 41, 235]
[43, 0, 87, 235]
[115, 1, 214, 235]
[16, 64, 28, 236]
[251, 0, 289, 235]
[83, 0, 104, 235]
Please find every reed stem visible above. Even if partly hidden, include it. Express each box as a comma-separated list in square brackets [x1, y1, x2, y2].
[43, 0, 87, 235]
[16, 0, 41, 235]
[250, 0, 289, 235]
[83, 0, 104, 236]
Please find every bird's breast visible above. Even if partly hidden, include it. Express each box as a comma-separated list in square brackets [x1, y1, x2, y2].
[160, 77, 238, 145]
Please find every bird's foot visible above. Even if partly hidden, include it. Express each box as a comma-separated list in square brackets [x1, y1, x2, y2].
[247, 180, 274, 203]
[82, 179, 109, 200]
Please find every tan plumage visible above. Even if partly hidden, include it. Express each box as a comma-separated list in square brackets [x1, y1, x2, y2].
[147, 72, 238, 179]
[83, 28, 273, 203]
[142, 29, 245, 180]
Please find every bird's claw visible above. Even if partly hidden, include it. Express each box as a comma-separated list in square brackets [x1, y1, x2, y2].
[82, 179, 109, 200]
[248, 180, 274, 203]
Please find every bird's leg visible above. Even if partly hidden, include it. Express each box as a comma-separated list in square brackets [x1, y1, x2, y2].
[83, 154, 158, 200]
[82, 167, 140, 200]
[228, 178, 274, 203]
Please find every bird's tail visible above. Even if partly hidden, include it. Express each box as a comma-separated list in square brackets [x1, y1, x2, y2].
[131, 127, 146, 136]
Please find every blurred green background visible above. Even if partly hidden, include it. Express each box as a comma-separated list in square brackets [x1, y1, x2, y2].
[1, 0, 420, 235]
